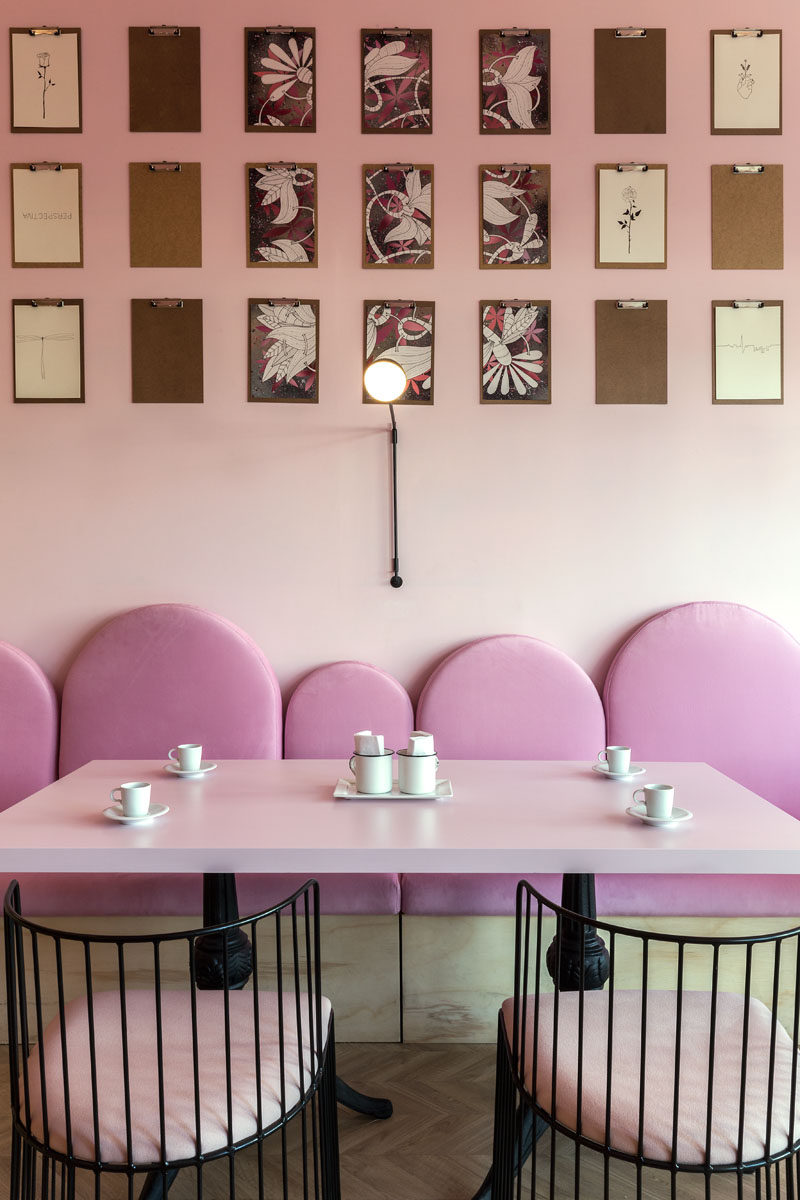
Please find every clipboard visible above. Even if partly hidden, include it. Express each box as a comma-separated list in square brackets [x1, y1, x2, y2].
[594, 28, 666, 133]
[12, 298, 85, 403]
[712, 300, 783, 405]
[595, 300, 667, 404]
[711, 165, 782, 270]
[11, 163, 83, 267]
[596, 164, 667, 269]
[10, 27, 82, 132]
[129, 26, 201, 132]
[129, 163, 202, 267]
[131, 300, 203, 404]
[711, 30, 782, 135]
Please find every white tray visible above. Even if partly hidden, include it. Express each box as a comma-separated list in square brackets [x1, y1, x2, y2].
[333, 778, 452, 802]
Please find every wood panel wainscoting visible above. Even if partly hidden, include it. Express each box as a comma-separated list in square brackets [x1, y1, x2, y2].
[0, 913, 400, 1045]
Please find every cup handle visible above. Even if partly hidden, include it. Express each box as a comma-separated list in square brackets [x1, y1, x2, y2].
[349, 755, 356, 775]
[168, 748, 178, 762]
[434, 755, 439, 768]
[632, 788, 644, 805]
[597, 751, 608, 762]
[110, 787, 122, 804]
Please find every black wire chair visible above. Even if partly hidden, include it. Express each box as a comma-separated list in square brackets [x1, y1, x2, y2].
[491, 881, 800, 1200]
[4, 878, 340, 1199]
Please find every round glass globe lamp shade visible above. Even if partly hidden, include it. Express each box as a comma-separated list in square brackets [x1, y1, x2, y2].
[364, 360, 407, 403]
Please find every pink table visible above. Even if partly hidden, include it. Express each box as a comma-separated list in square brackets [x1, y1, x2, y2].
[1, 758, 800, 878]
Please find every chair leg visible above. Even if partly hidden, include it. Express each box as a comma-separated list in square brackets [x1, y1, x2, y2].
[138, 1168, 179, 1200]
[488, 1024, 517, 1200]
[319, 1024, 342, 1200]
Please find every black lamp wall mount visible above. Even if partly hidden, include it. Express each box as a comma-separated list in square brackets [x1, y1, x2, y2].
[363, 359, 407, 588]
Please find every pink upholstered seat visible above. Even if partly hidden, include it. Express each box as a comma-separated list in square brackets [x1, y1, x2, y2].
[33, 604, 282, 919]
[27, 990, 331, 1163]
[505, 990, 800, 1166]
[402, 635, 606, 915]
[0, 642, 58, 814]
[602, 602, 800, 916]
[279, 661, 411, 915]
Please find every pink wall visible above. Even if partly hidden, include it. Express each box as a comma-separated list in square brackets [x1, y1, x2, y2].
[2, 0, 799, 699]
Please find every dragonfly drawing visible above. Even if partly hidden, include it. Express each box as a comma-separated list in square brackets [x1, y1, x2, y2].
[15, 330, 75, 380]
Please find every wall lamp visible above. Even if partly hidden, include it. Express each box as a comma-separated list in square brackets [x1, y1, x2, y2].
[364, 359, 407, 588]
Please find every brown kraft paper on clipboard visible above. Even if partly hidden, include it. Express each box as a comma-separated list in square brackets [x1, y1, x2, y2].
[594, 29, 666, 133]
[595, 301, 667, 404]
[130, 164, 202, 267]
[131, 300, 203, 403]
[711, 166, 783, 270]
[129, 27, 200, 132]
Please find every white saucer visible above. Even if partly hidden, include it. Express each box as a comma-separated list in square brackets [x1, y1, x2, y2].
[626, 803, 692, 827]
[103, 802, 169, 824]
[163, 761, 217, 779]
[333, 778, 453, 802]
[593, 763, 646, 781]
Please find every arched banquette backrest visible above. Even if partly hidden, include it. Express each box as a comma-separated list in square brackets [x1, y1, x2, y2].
[284, 661, 413, 758]
[604, 601, 800, 820]
[59, 603, 282, 775]
[415, 634, 605, 759]
[0, 642, 58, 812]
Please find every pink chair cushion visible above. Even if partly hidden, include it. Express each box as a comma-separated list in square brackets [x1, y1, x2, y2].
[603, 602, 800, 916]
[416, 635, 606, 760]
[285, 661, 414, 759]
[404, 635, 606, 915]
[504, 990, 800, 1166]
[26, 990, 331, 1164]
[0, 872, 399, 917]
[59, 603, 282, 776]
[0, 642, 57, 814]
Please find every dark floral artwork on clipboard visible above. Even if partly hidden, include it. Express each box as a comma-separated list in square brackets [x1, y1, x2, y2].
[364, 302, 434, 404]
[248, 164, 317, 267]
[480, 302, 550, 403]
[249, 299, 319, 402]
[246, 28, 315, 132]
[364, 166, 433, 267]
[480, 165, 549, 268]
[480, 30, 550, 133]
[362, 29, 432, 132]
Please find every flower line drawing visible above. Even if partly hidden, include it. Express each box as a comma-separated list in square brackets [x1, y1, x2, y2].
[364, 168, 432, 265]
[362, 33, 431, 131]
[481, 35, 548, 131]
[36, 50, 55, 120]
[481, 168, 548, 266]
[618, 185, 641, 255]
[252, 35, 314, 128]
[737, 58, 755, 100]
[252, 303, 317, 397]
[482, 305, 546, 397]
[249, 166, 316, 265]
[365, 304, 433, 398]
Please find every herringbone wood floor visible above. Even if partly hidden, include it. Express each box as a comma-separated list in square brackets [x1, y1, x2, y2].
[0, 1043, 769, 1199]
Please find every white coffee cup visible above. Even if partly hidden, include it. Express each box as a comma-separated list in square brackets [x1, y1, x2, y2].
[169, 744, 203, 772]
[348, 750, 394, 794]
[110, 781, 151, 818]
[597, 746, 631, 774]
[633, 783, 674, 820]
[397, 750, 439, 795]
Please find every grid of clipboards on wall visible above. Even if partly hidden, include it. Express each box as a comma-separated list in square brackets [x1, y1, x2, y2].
[6, 22, 788, 406]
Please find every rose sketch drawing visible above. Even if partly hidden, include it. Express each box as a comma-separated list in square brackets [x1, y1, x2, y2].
[365, 304, 433, 401]
[482, 304, 546, 399]
[249, 33, 314, 129]
[618, 185, 642, 255]
[36, 50, 55, 120]
[249, 166, 316, 265]
[481, 33, 549, 131]
[481, 167, 548, 266]
[364, 167, 432, 266]
[251, 303, 317, 400]
[362, 32, 431, 131]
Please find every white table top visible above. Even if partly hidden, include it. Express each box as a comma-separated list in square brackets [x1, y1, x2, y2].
[1, 759, 800, 877]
